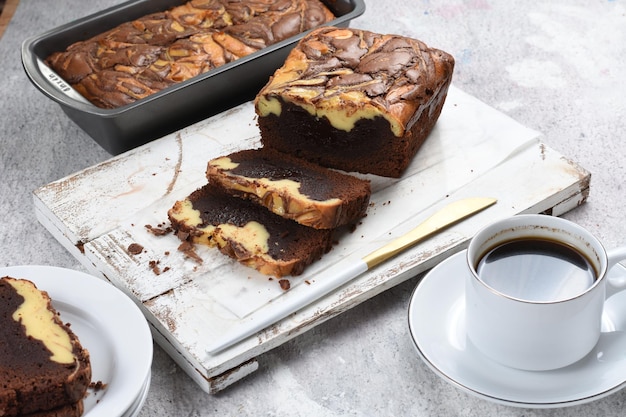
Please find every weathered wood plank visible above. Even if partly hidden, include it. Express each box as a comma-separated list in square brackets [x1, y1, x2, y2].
[33, 86, 590, 393]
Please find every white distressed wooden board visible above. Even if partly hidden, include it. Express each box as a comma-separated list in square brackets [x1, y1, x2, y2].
[33, 86, 590, 393]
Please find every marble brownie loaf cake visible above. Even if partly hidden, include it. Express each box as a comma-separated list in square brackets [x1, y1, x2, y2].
[168, 183, 334, 277]
[45, 0, 335, 109]
[206, 148, 371, 229]
[0, 277, 92, 417]
[255, 26, 455, 178]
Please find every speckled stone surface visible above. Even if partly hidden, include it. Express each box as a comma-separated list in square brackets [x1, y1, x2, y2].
[1, 1, 626, 416]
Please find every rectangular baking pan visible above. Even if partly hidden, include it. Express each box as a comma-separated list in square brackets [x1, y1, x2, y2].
[22, 0, 366, 155]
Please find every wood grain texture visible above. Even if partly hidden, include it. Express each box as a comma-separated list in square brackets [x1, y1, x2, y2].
[0, 0, 18, 40]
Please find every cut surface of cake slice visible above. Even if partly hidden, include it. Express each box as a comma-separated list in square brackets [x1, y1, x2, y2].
[206, 148, 371, 229]
[255, 26, 455, 178]
[0, 277, 91, 417]
[168, 183, 334, 277]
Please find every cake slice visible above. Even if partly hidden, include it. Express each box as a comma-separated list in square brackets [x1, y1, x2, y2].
[168, 183, 334, 277]
[206, 148, 371, 229]
[255, 26, 455, 178]
[19, 402, 84, 417]
[0, 277, 91, 417]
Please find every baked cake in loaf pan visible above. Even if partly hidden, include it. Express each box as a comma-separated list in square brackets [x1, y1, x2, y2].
[206, 148, 371, 229]
[0, 277, 91, 417]
[45, 0, 336, 109]
[22, 0, 365, 154]
[168, 183, 334, 277]
[255, 26, 455, 178]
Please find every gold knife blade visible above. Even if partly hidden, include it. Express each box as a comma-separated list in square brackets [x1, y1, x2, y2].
[363, 197, 497, 269]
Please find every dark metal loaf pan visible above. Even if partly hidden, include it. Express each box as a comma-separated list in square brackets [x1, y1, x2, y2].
[22, 0, 366, 155]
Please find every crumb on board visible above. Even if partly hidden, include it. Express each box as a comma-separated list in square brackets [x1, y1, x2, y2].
[149, 259, 170, 275]
[145, 223, 172, 236]
[177, 240, 203, 264]
[127, 243, 144, 255]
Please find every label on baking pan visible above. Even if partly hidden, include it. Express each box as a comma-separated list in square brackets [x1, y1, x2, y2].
[37, 59, 92, 104]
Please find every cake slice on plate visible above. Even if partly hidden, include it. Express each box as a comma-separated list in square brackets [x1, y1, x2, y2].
[0, 276, 92, 417]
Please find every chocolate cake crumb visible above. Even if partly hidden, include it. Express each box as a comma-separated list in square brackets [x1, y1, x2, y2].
[279, 279, 291, 291]
[177, 230, 190, 241]
[145, 224, 172, 236]
[128, 243, 144, 255]
[148, 260, 170, 275]
[149, 260, 162, 275]
[76, 242, 85, 254]
[178, 241, 203, 264]
[89, 380, 108, 391]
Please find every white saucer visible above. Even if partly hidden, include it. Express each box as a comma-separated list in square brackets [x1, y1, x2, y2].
[0, 265, 153, 417]
[408, 251, 626, 408]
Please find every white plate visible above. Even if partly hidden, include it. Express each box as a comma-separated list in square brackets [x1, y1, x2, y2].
[0, 265, 153, 417]
[408, 251, 626, 408]
[123, 372, 151, 417]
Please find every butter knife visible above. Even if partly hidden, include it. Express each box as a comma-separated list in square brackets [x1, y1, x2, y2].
[207, 197, 497, 354]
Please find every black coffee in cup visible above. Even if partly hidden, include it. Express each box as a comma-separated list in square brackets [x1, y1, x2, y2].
[476, 238, 597, 302]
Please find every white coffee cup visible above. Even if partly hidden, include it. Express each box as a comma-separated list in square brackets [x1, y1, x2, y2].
[465, 214, 626, 371]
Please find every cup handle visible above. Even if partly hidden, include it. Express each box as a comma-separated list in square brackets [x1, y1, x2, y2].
[606, 246, 626, 297]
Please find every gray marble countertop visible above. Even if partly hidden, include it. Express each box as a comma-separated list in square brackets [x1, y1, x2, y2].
[2, 1, 626, 416]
